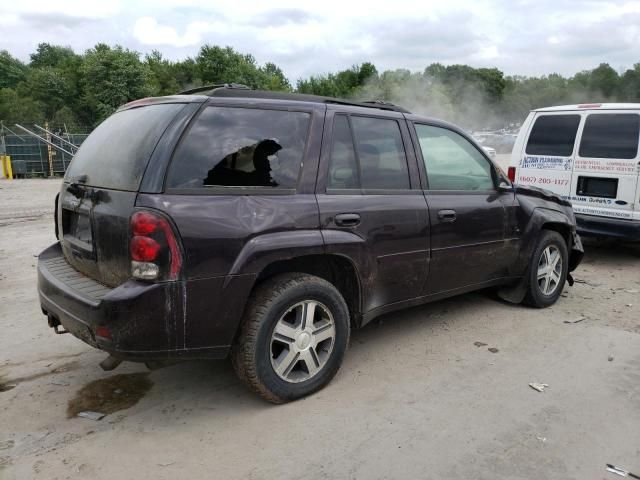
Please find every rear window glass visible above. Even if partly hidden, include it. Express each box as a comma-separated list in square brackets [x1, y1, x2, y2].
[579, 114, 640, 159]
[65, 104, 184, 191]
[525, 115, 581, 157]
[167, 107, 310, 190]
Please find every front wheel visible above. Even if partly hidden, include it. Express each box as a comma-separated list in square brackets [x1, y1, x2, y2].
[232, 273, 350, 403]
[524, 230, 569, 308]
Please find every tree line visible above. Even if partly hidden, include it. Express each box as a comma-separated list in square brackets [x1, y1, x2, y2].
[1, 42, 640, 131]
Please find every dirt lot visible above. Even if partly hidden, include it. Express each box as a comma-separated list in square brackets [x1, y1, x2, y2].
[1, 177, 639, 480]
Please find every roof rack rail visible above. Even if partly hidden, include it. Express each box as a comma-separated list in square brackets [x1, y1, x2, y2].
[327, 99, 410, 113]
[178, 83, 251, 95]
[176, 84, 411, 113]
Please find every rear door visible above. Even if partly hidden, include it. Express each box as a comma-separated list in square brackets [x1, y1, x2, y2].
[411, 122, 517, 294]
[571, 111, 640, 221]
[59, 102, 189, 287]
[316, 108, 429, 314]
[517, 112, 581, 197]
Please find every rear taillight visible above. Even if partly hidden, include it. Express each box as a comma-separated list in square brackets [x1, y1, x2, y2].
[129, 210, 182, 281]
[508, 166, 517, 183]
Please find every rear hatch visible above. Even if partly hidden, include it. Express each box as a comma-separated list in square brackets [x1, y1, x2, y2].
[569, 111, 640, 221]
[58, 103, 186, 287]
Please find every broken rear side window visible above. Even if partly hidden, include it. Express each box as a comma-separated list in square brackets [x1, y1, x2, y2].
[167, 107, 311, 190]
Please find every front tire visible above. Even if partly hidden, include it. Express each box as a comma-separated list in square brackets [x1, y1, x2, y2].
[524, 230, 569, 308]
[232, 273, 350, 403]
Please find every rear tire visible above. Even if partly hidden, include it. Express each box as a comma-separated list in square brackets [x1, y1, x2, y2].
[524, 230, 569, 308]
[232, 273, 350, 403]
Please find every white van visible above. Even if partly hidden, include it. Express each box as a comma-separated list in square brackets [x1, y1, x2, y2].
[509, 104, 640, 240]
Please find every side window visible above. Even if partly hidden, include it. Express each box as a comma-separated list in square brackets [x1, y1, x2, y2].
[579, 113, 640, 159]
[351, 116, 411, 190]
[326, 115, 411, 191]
[415, 124, 495, 191]
[525, 115, 580, 156]
[167, 107, 310, 189]
[327, 115, 360, 189]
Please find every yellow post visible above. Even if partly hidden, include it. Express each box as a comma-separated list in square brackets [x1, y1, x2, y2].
[1, 155, 13, 180]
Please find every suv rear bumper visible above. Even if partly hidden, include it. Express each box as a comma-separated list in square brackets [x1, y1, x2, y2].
[38, 243, 230, 361]
[576, 214, 640, 241]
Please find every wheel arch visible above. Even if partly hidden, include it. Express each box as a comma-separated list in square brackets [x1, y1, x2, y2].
[539, 221, 571, 246]
[254, 254, 363, 328]
[498, 208, 575, 304]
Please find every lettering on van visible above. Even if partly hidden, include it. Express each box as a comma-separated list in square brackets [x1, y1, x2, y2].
[565, 195, 615, 204]
[520, 156, 572, 170]
[574, 159, 638, 173]
[519, 175, 569, 187]
[572, 206, 632, 219]
[563, 195, 587, 202]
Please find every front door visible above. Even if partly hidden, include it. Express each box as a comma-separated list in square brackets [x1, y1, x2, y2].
[316, 110, 429, 314]
[412, 123, 515, 295]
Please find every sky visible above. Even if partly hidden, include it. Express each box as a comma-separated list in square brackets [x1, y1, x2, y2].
[2, 0, 640, 81]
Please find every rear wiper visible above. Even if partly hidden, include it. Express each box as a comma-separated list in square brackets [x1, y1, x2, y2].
[67, 175, 88, 198]
[68, 174, 87, 186]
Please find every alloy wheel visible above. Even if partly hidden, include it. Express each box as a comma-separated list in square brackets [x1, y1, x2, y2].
[270, 300, 336, 383]
[537, 245, 563, 296]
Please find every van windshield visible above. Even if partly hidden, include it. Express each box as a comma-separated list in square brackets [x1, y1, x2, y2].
[65, 103, 184, 191]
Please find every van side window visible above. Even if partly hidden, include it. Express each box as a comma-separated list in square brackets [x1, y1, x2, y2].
[327, 115, 360, 189]
[415, 124, 495, 191]
[167, 107, 310, 190]
[327, 116, 411, 191]
[579, 114, 640, 159]
[525, 115, 581, 157]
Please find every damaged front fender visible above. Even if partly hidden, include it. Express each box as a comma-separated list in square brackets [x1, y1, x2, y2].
[498, 203, 583, 304]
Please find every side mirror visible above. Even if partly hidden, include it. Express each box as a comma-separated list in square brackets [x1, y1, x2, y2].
[498, 179, 514, 192]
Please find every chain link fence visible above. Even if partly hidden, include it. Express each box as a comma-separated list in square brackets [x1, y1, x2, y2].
[1, 125, 89, 178]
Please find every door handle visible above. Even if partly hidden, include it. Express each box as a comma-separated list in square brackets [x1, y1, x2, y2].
[334, 213, 361, 227]
[437, 209, 457, 223]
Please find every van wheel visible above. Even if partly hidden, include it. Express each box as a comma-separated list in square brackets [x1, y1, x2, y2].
[524, 230, 569, 308]
[231, 273, 350, 403]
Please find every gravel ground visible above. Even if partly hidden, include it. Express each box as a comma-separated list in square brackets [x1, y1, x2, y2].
[1, 178, 639, 480]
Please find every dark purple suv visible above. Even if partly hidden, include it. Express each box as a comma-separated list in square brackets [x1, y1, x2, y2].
[38, 85, 583, 402]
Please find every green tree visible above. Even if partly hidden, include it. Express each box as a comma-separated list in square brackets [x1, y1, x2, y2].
[260, 62, 291, 91]
[172, 58, 200, 90]
[297, 63, 379, 98]
[588, 63, 619, 98]
[30, 43, 78, 69]
[0, 88, 45, 124]
[196, 45, 263, 88]
[51, 105, 80, 128]
[80, 44, 153, 124]
[145, 50, 181, 96]
[20, 67, 74, 119]
[620, 63, 640, 101]
[0, 51, 27, 89]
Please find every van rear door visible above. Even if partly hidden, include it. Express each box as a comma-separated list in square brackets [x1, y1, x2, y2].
[516, 112, 581, 198]
[59, 102, 187, 287]
[570, 111, 640, 221]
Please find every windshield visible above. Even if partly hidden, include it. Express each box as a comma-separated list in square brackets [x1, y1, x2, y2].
[65, 103, 184, 191]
